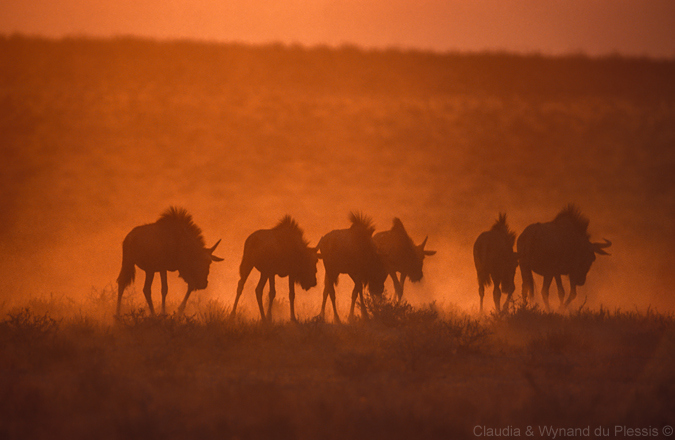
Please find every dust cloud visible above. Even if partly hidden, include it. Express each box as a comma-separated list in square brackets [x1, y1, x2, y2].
[1, 36, 674, 317]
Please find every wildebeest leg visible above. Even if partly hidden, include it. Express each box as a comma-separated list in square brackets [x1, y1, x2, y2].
[320, 286, 328, 317]
[563, 281, 578, 309]
[358, 283, 369, 320]
[503, 291, 515, 311]
[321, 272, 341, 324]
[266, 275, 276, 321]
[554, 275, 566, 309]
[143, 270, 156, 315]
[177, 286, 194, 313]
[159, 270, 168, 315]
[520, 264, 534, 304]
[116, 284, 124, 317]
[478, 282, 485, 313]
[328, 280, 341, 324]
[399, 273, 407, 301]
[231, 264, 254, 319]
[541, 275, 553, 311]
[255, 273, 268, 321]
[348, 276, 368, 320]
[389, 271, 403, 302]
[348, 282, 359, 320]
[288, 277, 297, 322]
[493, 282, 502, 312]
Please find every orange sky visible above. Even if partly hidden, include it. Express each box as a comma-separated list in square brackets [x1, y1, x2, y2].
[1, 0, 674, 57]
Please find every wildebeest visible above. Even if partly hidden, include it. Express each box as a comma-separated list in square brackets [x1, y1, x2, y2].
[318, 212, 388, 323]
[517, 204, 611, 310]
[116, 207, 223, 316]
[373, 218, 436, 302]
[473, 213, 519, 312]
[231, 216, 319, 322]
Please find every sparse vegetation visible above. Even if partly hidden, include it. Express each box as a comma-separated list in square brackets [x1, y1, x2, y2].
[0, 296, 672, 439]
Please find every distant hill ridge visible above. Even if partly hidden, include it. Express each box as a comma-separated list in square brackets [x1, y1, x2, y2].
[1, 34, 674, 102]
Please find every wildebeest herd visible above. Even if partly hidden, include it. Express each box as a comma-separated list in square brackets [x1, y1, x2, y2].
[473, 205, 611, 312]
[117, 204, 611, 320]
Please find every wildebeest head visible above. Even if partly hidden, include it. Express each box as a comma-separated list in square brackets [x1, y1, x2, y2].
[552, 205, 612, 286]
[156, 207, 224, 291]
[180, 239, 224, 290]
[571, 238, 611, 286]
[376, 218, 437, 283]
[411, 236, 437, 282]
[274, 215, 319, 291]
[396, 235, 436, 283]
[296, 245, 319, 290]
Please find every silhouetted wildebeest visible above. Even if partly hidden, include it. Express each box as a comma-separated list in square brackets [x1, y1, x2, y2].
[231, 216, 319, 322]
[373, 218, 436, 302]
[517, 204, 611, 310]
[473, 213, 519, 312]
[116, 207, 223, 316]
[318, 212, 388, 323]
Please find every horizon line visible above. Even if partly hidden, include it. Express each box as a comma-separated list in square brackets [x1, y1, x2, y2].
[3, 32, 674, 63]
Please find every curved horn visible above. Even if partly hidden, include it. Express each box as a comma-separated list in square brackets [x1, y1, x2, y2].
[209, 239, 224, 261]
[597, 238, 612, 248]
[592, 238, 612, 256]
[418, 236, 436, 255]
[209, 239, 222, 254]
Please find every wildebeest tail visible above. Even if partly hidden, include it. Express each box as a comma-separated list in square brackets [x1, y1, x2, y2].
[117, 254, 136, 291]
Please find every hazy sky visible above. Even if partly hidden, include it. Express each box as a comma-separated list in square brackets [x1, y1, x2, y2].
[1, 0, 674, 57]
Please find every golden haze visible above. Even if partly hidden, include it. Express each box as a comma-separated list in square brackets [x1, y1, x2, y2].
[1, 37, 674, 316]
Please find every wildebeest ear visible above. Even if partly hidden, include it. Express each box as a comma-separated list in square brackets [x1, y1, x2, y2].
[424, 250, 437, 256]
[211, 255, 224, 262]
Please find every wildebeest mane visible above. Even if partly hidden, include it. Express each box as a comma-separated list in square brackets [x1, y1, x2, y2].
[274, 215, 310, 247]
[554, 204, 590, 238]
[490, 213, 516, 246]
[157, 206, 206, 247]
[349, 211, 375, 235]
[391, 217, 417, 253]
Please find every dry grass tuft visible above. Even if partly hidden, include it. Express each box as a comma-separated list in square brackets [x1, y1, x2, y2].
[1, 295, 672, 439]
